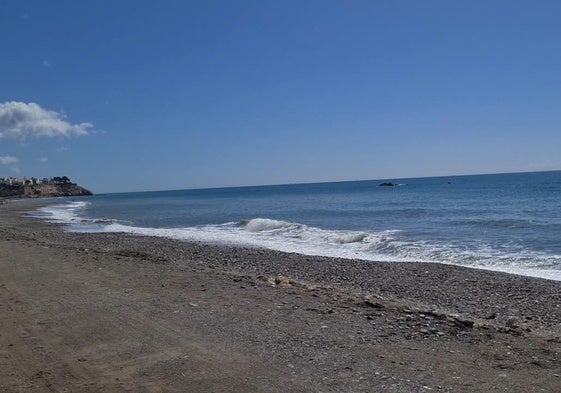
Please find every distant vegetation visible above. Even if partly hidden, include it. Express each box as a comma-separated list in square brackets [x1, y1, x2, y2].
[0, 176, 93, 199]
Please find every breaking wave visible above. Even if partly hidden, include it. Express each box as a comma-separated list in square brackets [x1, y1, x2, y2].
[29, 201, 91, 224]
[244, 218, 300, 232]
[30, 202, 561, 281]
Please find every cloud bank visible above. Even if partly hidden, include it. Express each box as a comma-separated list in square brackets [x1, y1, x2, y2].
[0, 155, 18, 165]
[0, 101, 92, 139]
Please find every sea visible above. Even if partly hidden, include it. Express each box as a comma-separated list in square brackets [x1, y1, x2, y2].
[29, 171, 561, 281]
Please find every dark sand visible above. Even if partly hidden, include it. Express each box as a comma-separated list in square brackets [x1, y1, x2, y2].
[1, 203, 560, 392]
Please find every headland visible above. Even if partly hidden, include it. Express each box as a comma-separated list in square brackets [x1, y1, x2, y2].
[0, 176, 92, 200]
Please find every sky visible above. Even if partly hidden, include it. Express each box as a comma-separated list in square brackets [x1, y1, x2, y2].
[1, 0, 560, 193]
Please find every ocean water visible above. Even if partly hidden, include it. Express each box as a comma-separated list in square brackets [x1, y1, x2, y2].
[30, 171, 561, 281]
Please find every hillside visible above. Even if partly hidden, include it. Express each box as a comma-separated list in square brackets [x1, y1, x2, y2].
[0, 178, 93, 199]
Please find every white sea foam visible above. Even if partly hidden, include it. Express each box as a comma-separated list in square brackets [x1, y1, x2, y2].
[29, 201, 90, 224]
[29, 203, 561, 282]
[98, 219, 561, 281]
[92, 219, 408, 264]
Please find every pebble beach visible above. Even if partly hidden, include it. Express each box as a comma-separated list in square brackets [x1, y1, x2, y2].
[1, 202, 561, 392]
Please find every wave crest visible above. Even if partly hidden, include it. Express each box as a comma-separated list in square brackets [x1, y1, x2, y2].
[244, 218, 299, 232]
[327, 232, 368, 244]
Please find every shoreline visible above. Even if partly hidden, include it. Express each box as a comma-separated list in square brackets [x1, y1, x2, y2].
[29, 198, 561, 283]
[1, 203, 561, 392]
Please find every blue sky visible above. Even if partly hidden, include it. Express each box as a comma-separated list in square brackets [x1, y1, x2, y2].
[1, 0, 560, 193]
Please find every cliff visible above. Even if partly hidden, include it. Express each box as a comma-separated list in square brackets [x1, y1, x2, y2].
[0, 182, 93, 199]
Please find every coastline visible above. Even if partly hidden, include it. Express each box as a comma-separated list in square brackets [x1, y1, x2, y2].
[1, 203, 560, 392]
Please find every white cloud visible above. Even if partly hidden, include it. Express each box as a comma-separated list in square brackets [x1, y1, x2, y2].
[42, 60, 51, 68]
[0, 155, 18, 165]
[39, 157, 48, 163]
[0, 101, 93, 139]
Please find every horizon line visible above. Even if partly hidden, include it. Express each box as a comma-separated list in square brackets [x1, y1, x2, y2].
[96, 168, 561, 195]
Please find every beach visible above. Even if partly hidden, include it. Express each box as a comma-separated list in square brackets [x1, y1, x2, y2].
[1, 203, 560, 392]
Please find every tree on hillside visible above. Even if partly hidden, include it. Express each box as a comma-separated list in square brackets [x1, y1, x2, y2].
[52, 176, 71, 184]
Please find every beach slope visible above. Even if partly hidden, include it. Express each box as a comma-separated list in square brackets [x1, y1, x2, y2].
[1, 203, 560, 392]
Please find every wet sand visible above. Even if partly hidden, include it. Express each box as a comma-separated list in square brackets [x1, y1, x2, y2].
[1, 202, 560, 392]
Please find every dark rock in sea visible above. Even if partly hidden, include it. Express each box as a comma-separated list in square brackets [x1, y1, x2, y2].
[379, 182, 397, 187]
